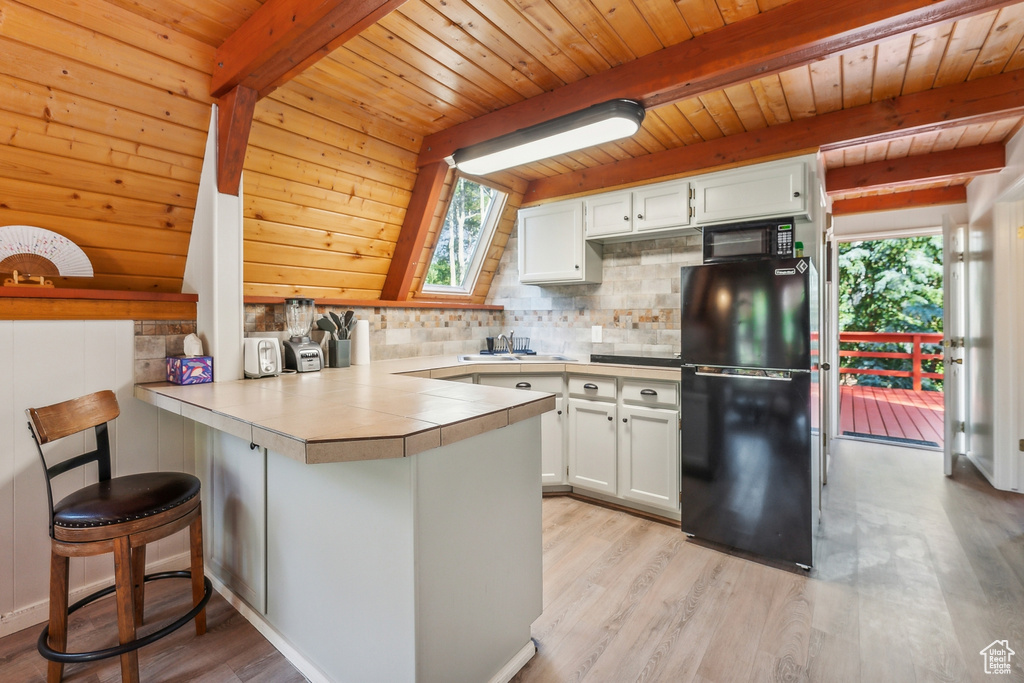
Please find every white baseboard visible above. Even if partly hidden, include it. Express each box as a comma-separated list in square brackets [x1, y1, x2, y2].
[488, 640, 537, 683]
[211, 574, 537, 683]
[0, 552, 191, 638]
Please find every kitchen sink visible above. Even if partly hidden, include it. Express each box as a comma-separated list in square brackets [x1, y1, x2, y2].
[457, 354, 577, 363]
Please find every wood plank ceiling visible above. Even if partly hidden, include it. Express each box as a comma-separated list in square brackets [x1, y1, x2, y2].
[2, 0, 1023, 298]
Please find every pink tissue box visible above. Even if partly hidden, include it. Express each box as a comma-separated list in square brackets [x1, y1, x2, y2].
[166, 356, 213, 385]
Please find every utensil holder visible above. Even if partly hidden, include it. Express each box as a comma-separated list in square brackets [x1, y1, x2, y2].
[328, 339, 351, 368]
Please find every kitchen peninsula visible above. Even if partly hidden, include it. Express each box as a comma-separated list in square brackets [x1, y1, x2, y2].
[136, 360, 555, 683]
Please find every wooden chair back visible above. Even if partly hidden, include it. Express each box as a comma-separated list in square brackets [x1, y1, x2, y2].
[27, 390, 119, 444]
[27, 390, 121, 537]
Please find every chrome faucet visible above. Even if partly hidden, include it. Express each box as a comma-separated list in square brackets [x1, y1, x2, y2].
[496, 330, 514, 354]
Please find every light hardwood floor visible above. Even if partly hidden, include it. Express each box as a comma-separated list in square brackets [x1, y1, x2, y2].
[2, 439, 1023, 682]
[514, 440, 1024, 683]
[0, 579, 305, 682]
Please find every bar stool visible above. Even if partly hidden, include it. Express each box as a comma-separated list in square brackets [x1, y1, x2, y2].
[27, 390, 212, 683]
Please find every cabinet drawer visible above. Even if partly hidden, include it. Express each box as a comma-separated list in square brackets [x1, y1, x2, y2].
[568, 376, 616, 400]
[621, 380, 678, 408]
[479, 374, 563, 393]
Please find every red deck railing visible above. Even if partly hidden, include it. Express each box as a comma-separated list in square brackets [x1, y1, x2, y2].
[839, 331, 944, 391]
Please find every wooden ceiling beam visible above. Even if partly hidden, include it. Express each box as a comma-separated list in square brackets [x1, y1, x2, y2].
[832, 187, 968, 215]
[212, 0, 408, 99]
[217, 86, 258, 196]
[380, 161, 450, 301]
[826, 145, 1005, 195]
[524, 70, 1024, 202]
[418, 0, 1016, 167]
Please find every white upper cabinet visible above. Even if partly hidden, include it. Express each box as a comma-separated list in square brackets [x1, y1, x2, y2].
[694, 160, 808, 225]
[584, 180, 691, 241]
[518, 199, 602, 284]
[633, 180, 691, 232]
[584, 190, 632, 238]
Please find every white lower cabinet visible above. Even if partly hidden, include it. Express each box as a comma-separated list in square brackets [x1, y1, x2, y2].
[203, 427, 267, 613]
[477, 374, 566, 484]
[618, 405, 680, 512]
[567, 398, 616, 494]
[474, 370, 681, 516]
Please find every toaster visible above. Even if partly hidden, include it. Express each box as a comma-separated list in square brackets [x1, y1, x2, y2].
[243, 337, 282, 378]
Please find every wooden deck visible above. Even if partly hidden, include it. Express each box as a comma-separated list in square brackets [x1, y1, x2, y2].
[839, 384, 944, 449]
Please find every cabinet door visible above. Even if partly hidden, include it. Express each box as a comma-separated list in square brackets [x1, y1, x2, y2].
[568, 399, 616, 494]
[478, 374, 565, 484]
[618, 405, 679, 511]
[542, 396, 566, 484]
[585, 191, 632, 238]
[518, 201, 585, 283]
[694, 161, 806, 224]
[209, 429, 267, 613]
[634, 180, 690, 232]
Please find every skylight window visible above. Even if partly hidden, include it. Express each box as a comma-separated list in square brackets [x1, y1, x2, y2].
[423, 176, 508, 295]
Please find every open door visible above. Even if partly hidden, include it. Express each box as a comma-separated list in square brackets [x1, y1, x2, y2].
[943, 215, 966, 476]
[820, 226, 838, 486]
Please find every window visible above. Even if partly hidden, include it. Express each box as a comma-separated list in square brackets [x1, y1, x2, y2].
[423, 176, 508, 295]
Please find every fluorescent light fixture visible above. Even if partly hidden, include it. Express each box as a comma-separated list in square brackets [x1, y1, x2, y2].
[452, 99, 645, 176]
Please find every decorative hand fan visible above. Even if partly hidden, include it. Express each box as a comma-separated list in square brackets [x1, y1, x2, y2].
[0, 225, 93, 287]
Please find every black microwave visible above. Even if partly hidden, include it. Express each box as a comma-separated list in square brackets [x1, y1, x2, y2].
[702, 217, 796, 263]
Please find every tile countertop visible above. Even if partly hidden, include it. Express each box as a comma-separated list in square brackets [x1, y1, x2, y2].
[134, 355, 680, 465]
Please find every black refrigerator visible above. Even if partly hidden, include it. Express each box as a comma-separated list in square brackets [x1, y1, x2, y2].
[679, 258, 819, 567]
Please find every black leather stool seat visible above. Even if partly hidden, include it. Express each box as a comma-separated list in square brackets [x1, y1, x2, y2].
[52, 473, 200, 529]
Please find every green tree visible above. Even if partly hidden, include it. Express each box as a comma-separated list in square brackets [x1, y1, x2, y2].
[839, 236, 944, 390]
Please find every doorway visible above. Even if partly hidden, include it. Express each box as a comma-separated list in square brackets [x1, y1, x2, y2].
[835, 234, 946, 449]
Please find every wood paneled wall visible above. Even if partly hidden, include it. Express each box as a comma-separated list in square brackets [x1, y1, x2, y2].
[241, 78, 419, 299]
[0, 0, 216, 292]
[240, 75, 530, 302]
[0, 320, 193, 636]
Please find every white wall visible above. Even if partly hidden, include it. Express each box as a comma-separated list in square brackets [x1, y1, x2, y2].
[965, 126, 1024, 492]
[0, 320, 194, 636]
[183, 105, 244, 382]
[833, 203, 968, 240]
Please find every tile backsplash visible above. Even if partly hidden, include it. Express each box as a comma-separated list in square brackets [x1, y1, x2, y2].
[245, 305, 505, 360]
[135, 232, 700, 382]
[486, 232, 702, 357]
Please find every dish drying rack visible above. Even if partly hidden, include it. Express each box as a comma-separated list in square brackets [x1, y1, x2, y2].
[483, 336, 533, 354]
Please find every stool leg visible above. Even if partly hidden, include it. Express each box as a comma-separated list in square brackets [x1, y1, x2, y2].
[131, 544, 146, 626]
[47, 551, 69, 683]
[189, 510, 207, 635]
[113, 537, 140, 683]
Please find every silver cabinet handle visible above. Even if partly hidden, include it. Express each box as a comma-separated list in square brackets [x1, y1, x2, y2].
[637, 213, 644, 220]
[515, 382, 532, 389]
[623, 215, 629, 221]
[583, 383, 598, 390]
[607, 415, 613, 421]
[640, 388, 658, 396]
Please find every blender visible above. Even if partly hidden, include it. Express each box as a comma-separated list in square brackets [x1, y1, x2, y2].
[282, 297, 323, 372]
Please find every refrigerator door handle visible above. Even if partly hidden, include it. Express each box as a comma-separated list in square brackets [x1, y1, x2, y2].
[694, 366, 794, 381]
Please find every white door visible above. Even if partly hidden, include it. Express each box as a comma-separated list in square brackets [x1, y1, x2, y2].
[618, 405, 679, 511]
[584, 191, 632, 238]
[567, 399, 616, 494]
[541, 396, 566, 484]
[633, 180, 691, 232]
[943, 215, 966, 476]
[820, 229, 839, 485]
[518, 200, 584, 283]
